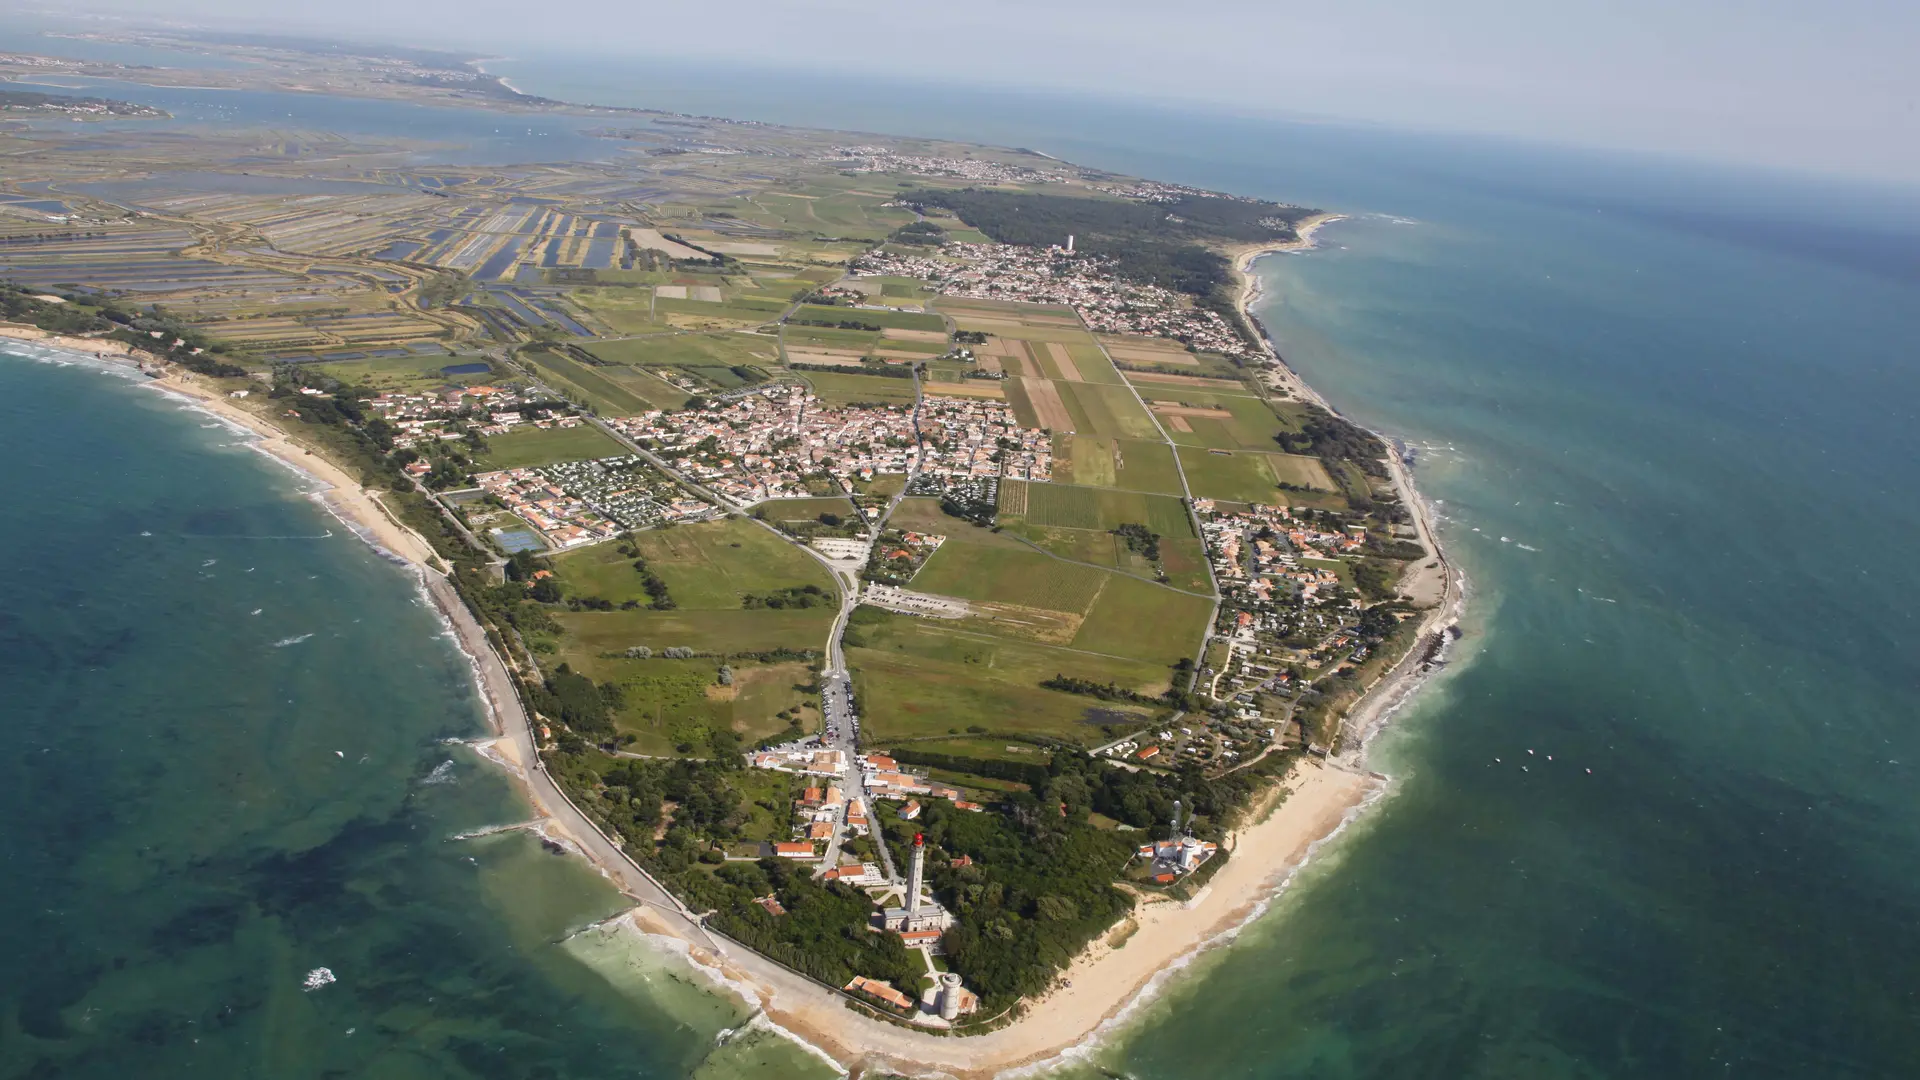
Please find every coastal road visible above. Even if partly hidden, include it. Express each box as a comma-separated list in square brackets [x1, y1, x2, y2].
[420, 571, 719, 945]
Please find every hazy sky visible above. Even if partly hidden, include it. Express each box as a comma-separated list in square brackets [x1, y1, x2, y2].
[49, 0, 1920, 184]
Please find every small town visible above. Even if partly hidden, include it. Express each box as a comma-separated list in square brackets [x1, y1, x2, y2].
[472, 456, 717, 547]
[852, 241, 1263, 361]
[607, 385, 1051, 505]
[825, 145, 1068, 185]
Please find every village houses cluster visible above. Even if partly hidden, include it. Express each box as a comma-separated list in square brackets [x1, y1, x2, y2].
[747, 748, 986, 864]
[825, 146, 1067, 185]
[607, 385, 1051, 505]
[1199, 498, 1387, 700]
[367, 382, 551, 450]
[852, 242, 1262, 361]
[474, 456, 716, 548]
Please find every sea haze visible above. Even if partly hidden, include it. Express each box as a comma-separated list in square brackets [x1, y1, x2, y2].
[2, 55, 1917, 1076]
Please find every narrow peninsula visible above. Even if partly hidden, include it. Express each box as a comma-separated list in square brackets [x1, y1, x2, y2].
[0, 31, 1461, 1076]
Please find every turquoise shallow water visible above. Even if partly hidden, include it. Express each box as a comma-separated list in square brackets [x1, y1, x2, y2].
[4, 53, 1920, 1077]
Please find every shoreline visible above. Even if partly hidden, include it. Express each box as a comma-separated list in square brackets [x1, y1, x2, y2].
[3, 214, 1460, 1072]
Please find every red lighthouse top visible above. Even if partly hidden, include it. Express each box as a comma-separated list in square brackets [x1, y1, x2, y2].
[913, 833, 924, 847]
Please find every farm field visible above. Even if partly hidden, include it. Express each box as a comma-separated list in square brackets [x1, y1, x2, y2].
[800, 371, 919, 406]
[792, 304, 946, 333]
[1002, 481, 1194, 537]
[1177, 446, 1340, 504]
[917, 376, 1005, 400]
[846, 613, 1169, 746]
[311, 354, 492, 394]
[1147, 390, 1296, 451]
[587, 364, 694, 411]
[1068, 573, 1214, 665]
[565, 655, 821, 757]
[909, 539, 1108, 615]
[582, 331, 778, 370]
[555, 516, 833, 609]
[555, 608, 834, 657]
[1001, 524, 1156, 580]
[1053, 435, 1187, 494]
[1061, 381, 1162, 440]
[884, 499, 1023, 545]
[570, 288, 669, 334]
[949, 319, 1099, 344]
[1158, 538, 1212, 594]
[523, 349, 658, 415]
[472, 424, 627, 470]
[932, 296, 1081, 323]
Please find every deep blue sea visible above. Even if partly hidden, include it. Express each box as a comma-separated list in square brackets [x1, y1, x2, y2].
[5, 49, 1920, 1078]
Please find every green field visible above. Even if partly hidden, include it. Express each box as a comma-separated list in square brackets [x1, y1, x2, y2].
[523, 349, 657, 416]
[1010, 482, 1194, 537]
[856, 473, 908, 497]
[1063, 342, 1125, 384]
[785, 325, 881, 351]
[312, 354, 492, 394]
[933, 296, 1081, 319]
[472, 424, 627, 470]
[1150, 391, 1297, 451]
[754, 496, 858, 523]
[555, 516, 833, 609]
[1068, 574, 1213, 665]
[563, 654, 821, 757]
[883, 498, 1023, 544]
[800, 371, 920, 406]
[792, 304, 945, 333]
[1060, 381, 1161, 440]
[582, 331, 778, 369]
[1054, 435, 1187, 494]
[570, 288, 669, 334]
[847, 613, 1167, 745]
[555, 608, 834, 656]
[1158, 538, 1212, 594]
[909, 540, 1108, 614]
[1002, 524, 1149, 577]
[1177, 446, 1340, 504]
[949, 320, 1097, 344]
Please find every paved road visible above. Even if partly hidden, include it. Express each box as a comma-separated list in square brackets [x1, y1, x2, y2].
[420, 571, 718, 944]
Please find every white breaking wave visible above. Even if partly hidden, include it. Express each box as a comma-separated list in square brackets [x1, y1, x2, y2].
[272, 633, 314, 647]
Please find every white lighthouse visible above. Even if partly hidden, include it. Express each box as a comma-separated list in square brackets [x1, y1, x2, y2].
[881, 831, 954, 933]
[906, 832, 927, 915]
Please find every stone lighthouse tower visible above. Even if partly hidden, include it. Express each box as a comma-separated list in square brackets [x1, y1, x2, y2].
[907, 832, 927, 915]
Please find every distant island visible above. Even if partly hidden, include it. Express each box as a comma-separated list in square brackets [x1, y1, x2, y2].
[0, 28, 1459, 1076]
[0, 88, 169, 120]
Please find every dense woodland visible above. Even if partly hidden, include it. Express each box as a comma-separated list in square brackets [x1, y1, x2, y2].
[900, 188, 1313, 301]
[543, 721, 1296, 1014]
[1275, 404, 1391, 480]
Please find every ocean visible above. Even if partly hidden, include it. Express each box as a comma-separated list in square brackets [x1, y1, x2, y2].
[0, 351, 833, 1079]
[6, 52, 1920, 1078]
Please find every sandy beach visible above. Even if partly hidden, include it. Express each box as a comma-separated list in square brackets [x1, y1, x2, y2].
[642, 760, 1381, 1080]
